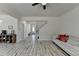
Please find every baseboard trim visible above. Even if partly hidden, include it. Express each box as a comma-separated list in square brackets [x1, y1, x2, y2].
[38, 39, 52, 41]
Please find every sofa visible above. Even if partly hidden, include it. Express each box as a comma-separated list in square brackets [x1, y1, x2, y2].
[52, 34, 79, 56]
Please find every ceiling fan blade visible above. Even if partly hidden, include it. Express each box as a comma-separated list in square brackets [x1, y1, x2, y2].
[32, 3, 39, 6]
[43, 5, 46, 10]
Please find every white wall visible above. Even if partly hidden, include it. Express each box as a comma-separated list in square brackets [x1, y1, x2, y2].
[20, 17, 61, 40]
[60, 6, 79, 37]
[0, 15, 17, 33]
[0, 14, 19, 42]
[24, 22, 30, 38]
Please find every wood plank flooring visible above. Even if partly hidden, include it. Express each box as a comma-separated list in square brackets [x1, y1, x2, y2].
[0, 40, 68, 56]
[15, 40, 68, 56]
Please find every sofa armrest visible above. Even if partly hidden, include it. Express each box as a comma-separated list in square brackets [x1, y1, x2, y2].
[52, 39, 79, 56]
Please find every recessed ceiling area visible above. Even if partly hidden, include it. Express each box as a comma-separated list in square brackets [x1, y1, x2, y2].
[0, 3, 79, 18]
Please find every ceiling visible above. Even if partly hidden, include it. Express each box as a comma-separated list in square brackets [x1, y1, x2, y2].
[0, 3, 79, 18]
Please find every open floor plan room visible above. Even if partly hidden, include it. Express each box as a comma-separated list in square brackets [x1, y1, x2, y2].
[0, 3, 79, 56]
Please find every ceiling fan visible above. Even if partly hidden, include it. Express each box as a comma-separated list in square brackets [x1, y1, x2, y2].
[32, 3, 47, 10]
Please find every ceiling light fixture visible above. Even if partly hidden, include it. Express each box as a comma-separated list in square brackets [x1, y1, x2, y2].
[32, 3, 47, 10]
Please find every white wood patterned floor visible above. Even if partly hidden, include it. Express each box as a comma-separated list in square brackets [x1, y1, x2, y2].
[15, 40, 68, 56]
[0, 40, 68, 56]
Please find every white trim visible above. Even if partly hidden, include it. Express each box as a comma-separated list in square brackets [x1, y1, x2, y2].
[38, 39, 52, 41]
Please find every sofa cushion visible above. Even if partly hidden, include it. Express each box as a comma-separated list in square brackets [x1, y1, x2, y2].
[68, 36, 79, 46]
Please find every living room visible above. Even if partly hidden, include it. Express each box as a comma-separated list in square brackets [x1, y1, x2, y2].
[0, 2, 79, 57]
